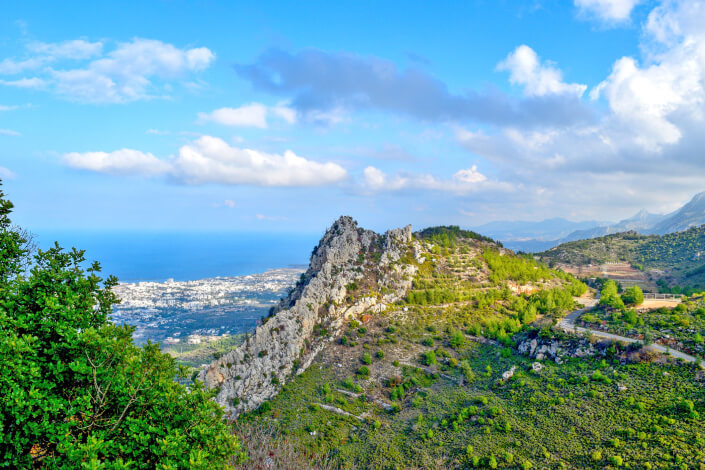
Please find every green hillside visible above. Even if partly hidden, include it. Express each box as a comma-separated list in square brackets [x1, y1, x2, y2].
[234, 230, 705, 469]
[539, 226, 705, 288]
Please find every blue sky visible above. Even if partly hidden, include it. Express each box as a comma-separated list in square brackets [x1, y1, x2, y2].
[2, 0, 705, 234]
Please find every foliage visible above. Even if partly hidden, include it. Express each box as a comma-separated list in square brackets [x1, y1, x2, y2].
[599, 280, 625, 310]
[621, 285, 644, 306]
[0, 186, 242, 468]
[416, 225, 500, 247]
[482, 249, 552, 284]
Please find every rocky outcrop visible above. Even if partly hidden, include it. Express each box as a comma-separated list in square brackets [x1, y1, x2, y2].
[199, 216, 418, 415]
[518, 336, 598, 364]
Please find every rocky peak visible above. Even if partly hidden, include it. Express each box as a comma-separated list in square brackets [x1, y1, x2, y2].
[199, 216, 419, 415]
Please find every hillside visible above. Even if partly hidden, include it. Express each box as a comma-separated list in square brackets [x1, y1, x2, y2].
[201, 218, 705, 469]
[538, 226, 705, 289]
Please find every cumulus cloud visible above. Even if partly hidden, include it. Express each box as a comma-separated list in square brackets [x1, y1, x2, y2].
[0, 38, 215, 103]
[575, 0, 642, 22]
[172, 136, 347, 186]
[448, 0, 705, 220]
[362, 165, 505, 194]
[497, 45, 587, 97]
[235, 48, 594, 129]
[63, 149, 171, 176]
[62, 136, 348, 187]
[198, 102, 297, 128]
[589, 0, 705, 151]
[198, 104, 268, 128]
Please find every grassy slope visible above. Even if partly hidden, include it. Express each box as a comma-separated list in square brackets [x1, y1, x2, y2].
[539, 226, 705, 288]
[233, 231, 705, 469]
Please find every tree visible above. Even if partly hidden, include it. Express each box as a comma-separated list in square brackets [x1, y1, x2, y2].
[621, 285, 644, 306]
[599, 280, 625, 309]
[0, 184, 243, 468]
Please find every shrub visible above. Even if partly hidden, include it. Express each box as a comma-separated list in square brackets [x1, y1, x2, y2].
[362, 352, 372, 365]
[376, 350, 385, 359]
[621, 285, 644, 306]
[0, 187, 243, 469]
[449, 328, 466, 349]
[357, 366, 370, 376]
[423, 350, 437, 366]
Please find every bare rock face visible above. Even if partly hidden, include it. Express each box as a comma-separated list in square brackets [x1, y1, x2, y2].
[199, 216, 417, 415]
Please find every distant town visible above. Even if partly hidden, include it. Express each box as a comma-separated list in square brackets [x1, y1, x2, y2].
[110, 267, 303, 344]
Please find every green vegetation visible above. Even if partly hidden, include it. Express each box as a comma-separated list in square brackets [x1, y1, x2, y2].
[416, 225, 500, 247]
[621, 285, 644, 306]
[246, 342, 705, 469]
[539, 227, 705, 288]
[579, 295, 705, 360]
[0, 185, 242, 468]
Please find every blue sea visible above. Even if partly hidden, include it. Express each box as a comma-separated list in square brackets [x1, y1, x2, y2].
[34, 230, 319, 282]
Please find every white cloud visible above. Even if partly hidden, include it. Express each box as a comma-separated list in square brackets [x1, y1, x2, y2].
[198, 102, 298, 128]
[0, 38, 215, 103]
[589, 0, 705, 151]
[63, 136, 348, 187]
[450, 0, 705, 221]
[453, 165, 487, 184]
[198, 104, 268, 128]
[362, 165, 503, 194]
[498, 45, 587, 97]
[224, 199, 236, 208]
[0, 78, 46, 88]
[575, 0, 642, 22]
[27, 40, 103, 60]
[0, 104, 20, 111]
[0, 129, 21, 136]
[63, 149, 171, 176]
[0, 57, 45, 75]
[172, 136, 347, 186]
[0, 166, 16, 179]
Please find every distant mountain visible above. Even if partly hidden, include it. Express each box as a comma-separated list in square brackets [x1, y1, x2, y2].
[472, 217, 606, 251]
[563, 209, 667, 242]
[648, 191, 705, 234]
[492, 191, 705, 252]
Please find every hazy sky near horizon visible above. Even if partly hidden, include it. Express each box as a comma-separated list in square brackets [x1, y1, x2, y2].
[2, 0, 705, 233]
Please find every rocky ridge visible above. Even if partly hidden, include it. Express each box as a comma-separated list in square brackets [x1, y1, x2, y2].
[199, 216, 419, 414]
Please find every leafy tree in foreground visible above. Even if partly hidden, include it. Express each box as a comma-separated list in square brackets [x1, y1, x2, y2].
[0, 183, 243, 468]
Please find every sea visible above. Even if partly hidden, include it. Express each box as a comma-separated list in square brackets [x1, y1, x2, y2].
[34, 230, 319, 282]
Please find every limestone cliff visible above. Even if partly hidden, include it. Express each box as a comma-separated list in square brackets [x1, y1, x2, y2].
[199, 216, 418, 415]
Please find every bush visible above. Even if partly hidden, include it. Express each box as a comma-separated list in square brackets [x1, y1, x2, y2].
[423, 350, 437, 366]
[376, 350, 385, 359]
[362, 352, 372, 365]
[357, 366, 370, 376]
[0, 187, 243, 468]
[449, 328, 466, 349]
[621, 285, 644, 306]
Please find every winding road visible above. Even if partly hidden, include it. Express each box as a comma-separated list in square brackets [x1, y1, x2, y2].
[558, 299, 703, 367]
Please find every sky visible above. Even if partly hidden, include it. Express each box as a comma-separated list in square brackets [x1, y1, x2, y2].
[2, 0, 705, 234]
